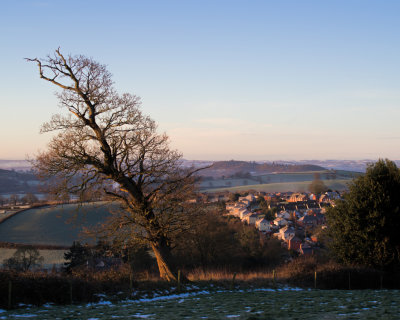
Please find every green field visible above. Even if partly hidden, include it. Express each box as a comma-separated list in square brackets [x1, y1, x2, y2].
[0, 202, 114, 247]
[1, 288, 398, 319]
[203, 179, 351, 193]
[200, 170, 358, 192]
[0, 248, 66, 268]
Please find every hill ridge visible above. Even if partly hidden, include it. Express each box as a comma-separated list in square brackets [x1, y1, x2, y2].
[201, 160, 326, 177]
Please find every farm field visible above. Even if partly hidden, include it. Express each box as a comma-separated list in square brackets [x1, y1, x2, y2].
[203, 179, 351, 193]
[0, 248, 66, 268]
[199, 170, 360, 192]
[1, 288, 399, 319]
[0, 202, 114, 247]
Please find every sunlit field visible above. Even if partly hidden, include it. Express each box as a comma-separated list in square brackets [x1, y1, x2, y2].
[203, 179, 350, 193]
[0, 248, 66, 268]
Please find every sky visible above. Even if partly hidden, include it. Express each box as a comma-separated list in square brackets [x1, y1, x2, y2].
[1, 0, 400, 161]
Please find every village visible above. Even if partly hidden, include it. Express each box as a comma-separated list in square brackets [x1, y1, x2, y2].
[224, 191, 341, 256]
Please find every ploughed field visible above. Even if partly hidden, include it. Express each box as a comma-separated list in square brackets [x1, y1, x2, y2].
[2, 288, 399, 319]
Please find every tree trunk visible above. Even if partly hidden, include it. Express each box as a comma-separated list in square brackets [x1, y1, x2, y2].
[150, 240, 177, 282]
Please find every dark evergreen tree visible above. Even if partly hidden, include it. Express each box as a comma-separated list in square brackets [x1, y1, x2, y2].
[326, 159, 400, 271]
[63, 241, 91, 273]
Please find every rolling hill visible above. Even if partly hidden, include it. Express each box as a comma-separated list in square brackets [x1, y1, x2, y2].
[200, 160, 325, 177]
[0, 202, 114, 247]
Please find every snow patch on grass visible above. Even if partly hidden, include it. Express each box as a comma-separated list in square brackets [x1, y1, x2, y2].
[132, 314, 154, 318]
[129, 290, 212, 303]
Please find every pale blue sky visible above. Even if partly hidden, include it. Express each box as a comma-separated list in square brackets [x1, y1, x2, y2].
[1, 0, 400, 160]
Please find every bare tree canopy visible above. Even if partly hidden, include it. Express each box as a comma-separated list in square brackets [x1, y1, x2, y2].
[27, 49, 200, 281]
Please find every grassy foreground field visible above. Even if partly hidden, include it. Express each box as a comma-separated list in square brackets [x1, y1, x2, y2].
[203, 179, 350, 193]
[1, 288, 399, 319]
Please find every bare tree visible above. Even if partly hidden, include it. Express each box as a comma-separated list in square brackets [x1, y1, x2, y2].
[9, 194, 19, 206]
[27, 49, 200, 281]
[22, 193, 39, 205]
[3, 246, 44, 272]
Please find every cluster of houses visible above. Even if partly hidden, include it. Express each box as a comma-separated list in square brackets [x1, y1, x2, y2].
[225, 191, 341, 255]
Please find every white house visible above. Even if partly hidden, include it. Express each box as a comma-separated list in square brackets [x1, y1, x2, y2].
[276, 211, 291, 220]
[239, 209, 251, 219]
[279, 225, 295, 240]
[243, 213, 258, 225]
[255, 218, 272, 232]
[227, 203, 247, 217]
[273, 217, 288, 227]
[238, 199, 251, 206]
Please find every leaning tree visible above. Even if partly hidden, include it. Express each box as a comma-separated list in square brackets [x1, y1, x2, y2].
[27, 49, 200, 281]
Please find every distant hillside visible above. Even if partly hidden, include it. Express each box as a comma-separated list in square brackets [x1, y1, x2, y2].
[200, 160, 325, 177]
[0, 160, 31, 171]
[0, 168, 40, 194]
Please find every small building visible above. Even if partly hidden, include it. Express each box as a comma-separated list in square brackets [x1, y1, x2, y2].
[276, 211, 291, 220]
[239, 209, 251, 219]
[288, 193, 308, 202]
[298, 214, 318, 227]
[255, 218, 272, 232]
[243, 213, 258, 225]
[274, 217, 288, 227]
[279, 225, 295, 240]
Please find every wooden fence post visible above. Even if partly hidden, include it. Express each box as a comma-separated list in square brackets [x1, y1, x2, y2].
[314, 270, 317, 289]
[177, 270, 181, 293]
[231, 272, 237, 290]
[129, 272, 133, 294]
[273, 270, 276, 287]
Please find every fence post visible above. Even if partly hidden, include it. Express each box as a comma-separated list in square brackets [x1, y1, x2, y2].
[8, 281, 12, 309]
[314, 270, 317, 289]
[129, 272, 133, 294]
[273, 270, 276, 287]
[231, 272, 237, 290]
[177, 270, 181, 293]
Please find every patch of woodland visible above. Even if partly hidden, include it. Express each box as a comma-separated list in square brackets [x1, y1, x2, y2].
[171, 206, 287, 272]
